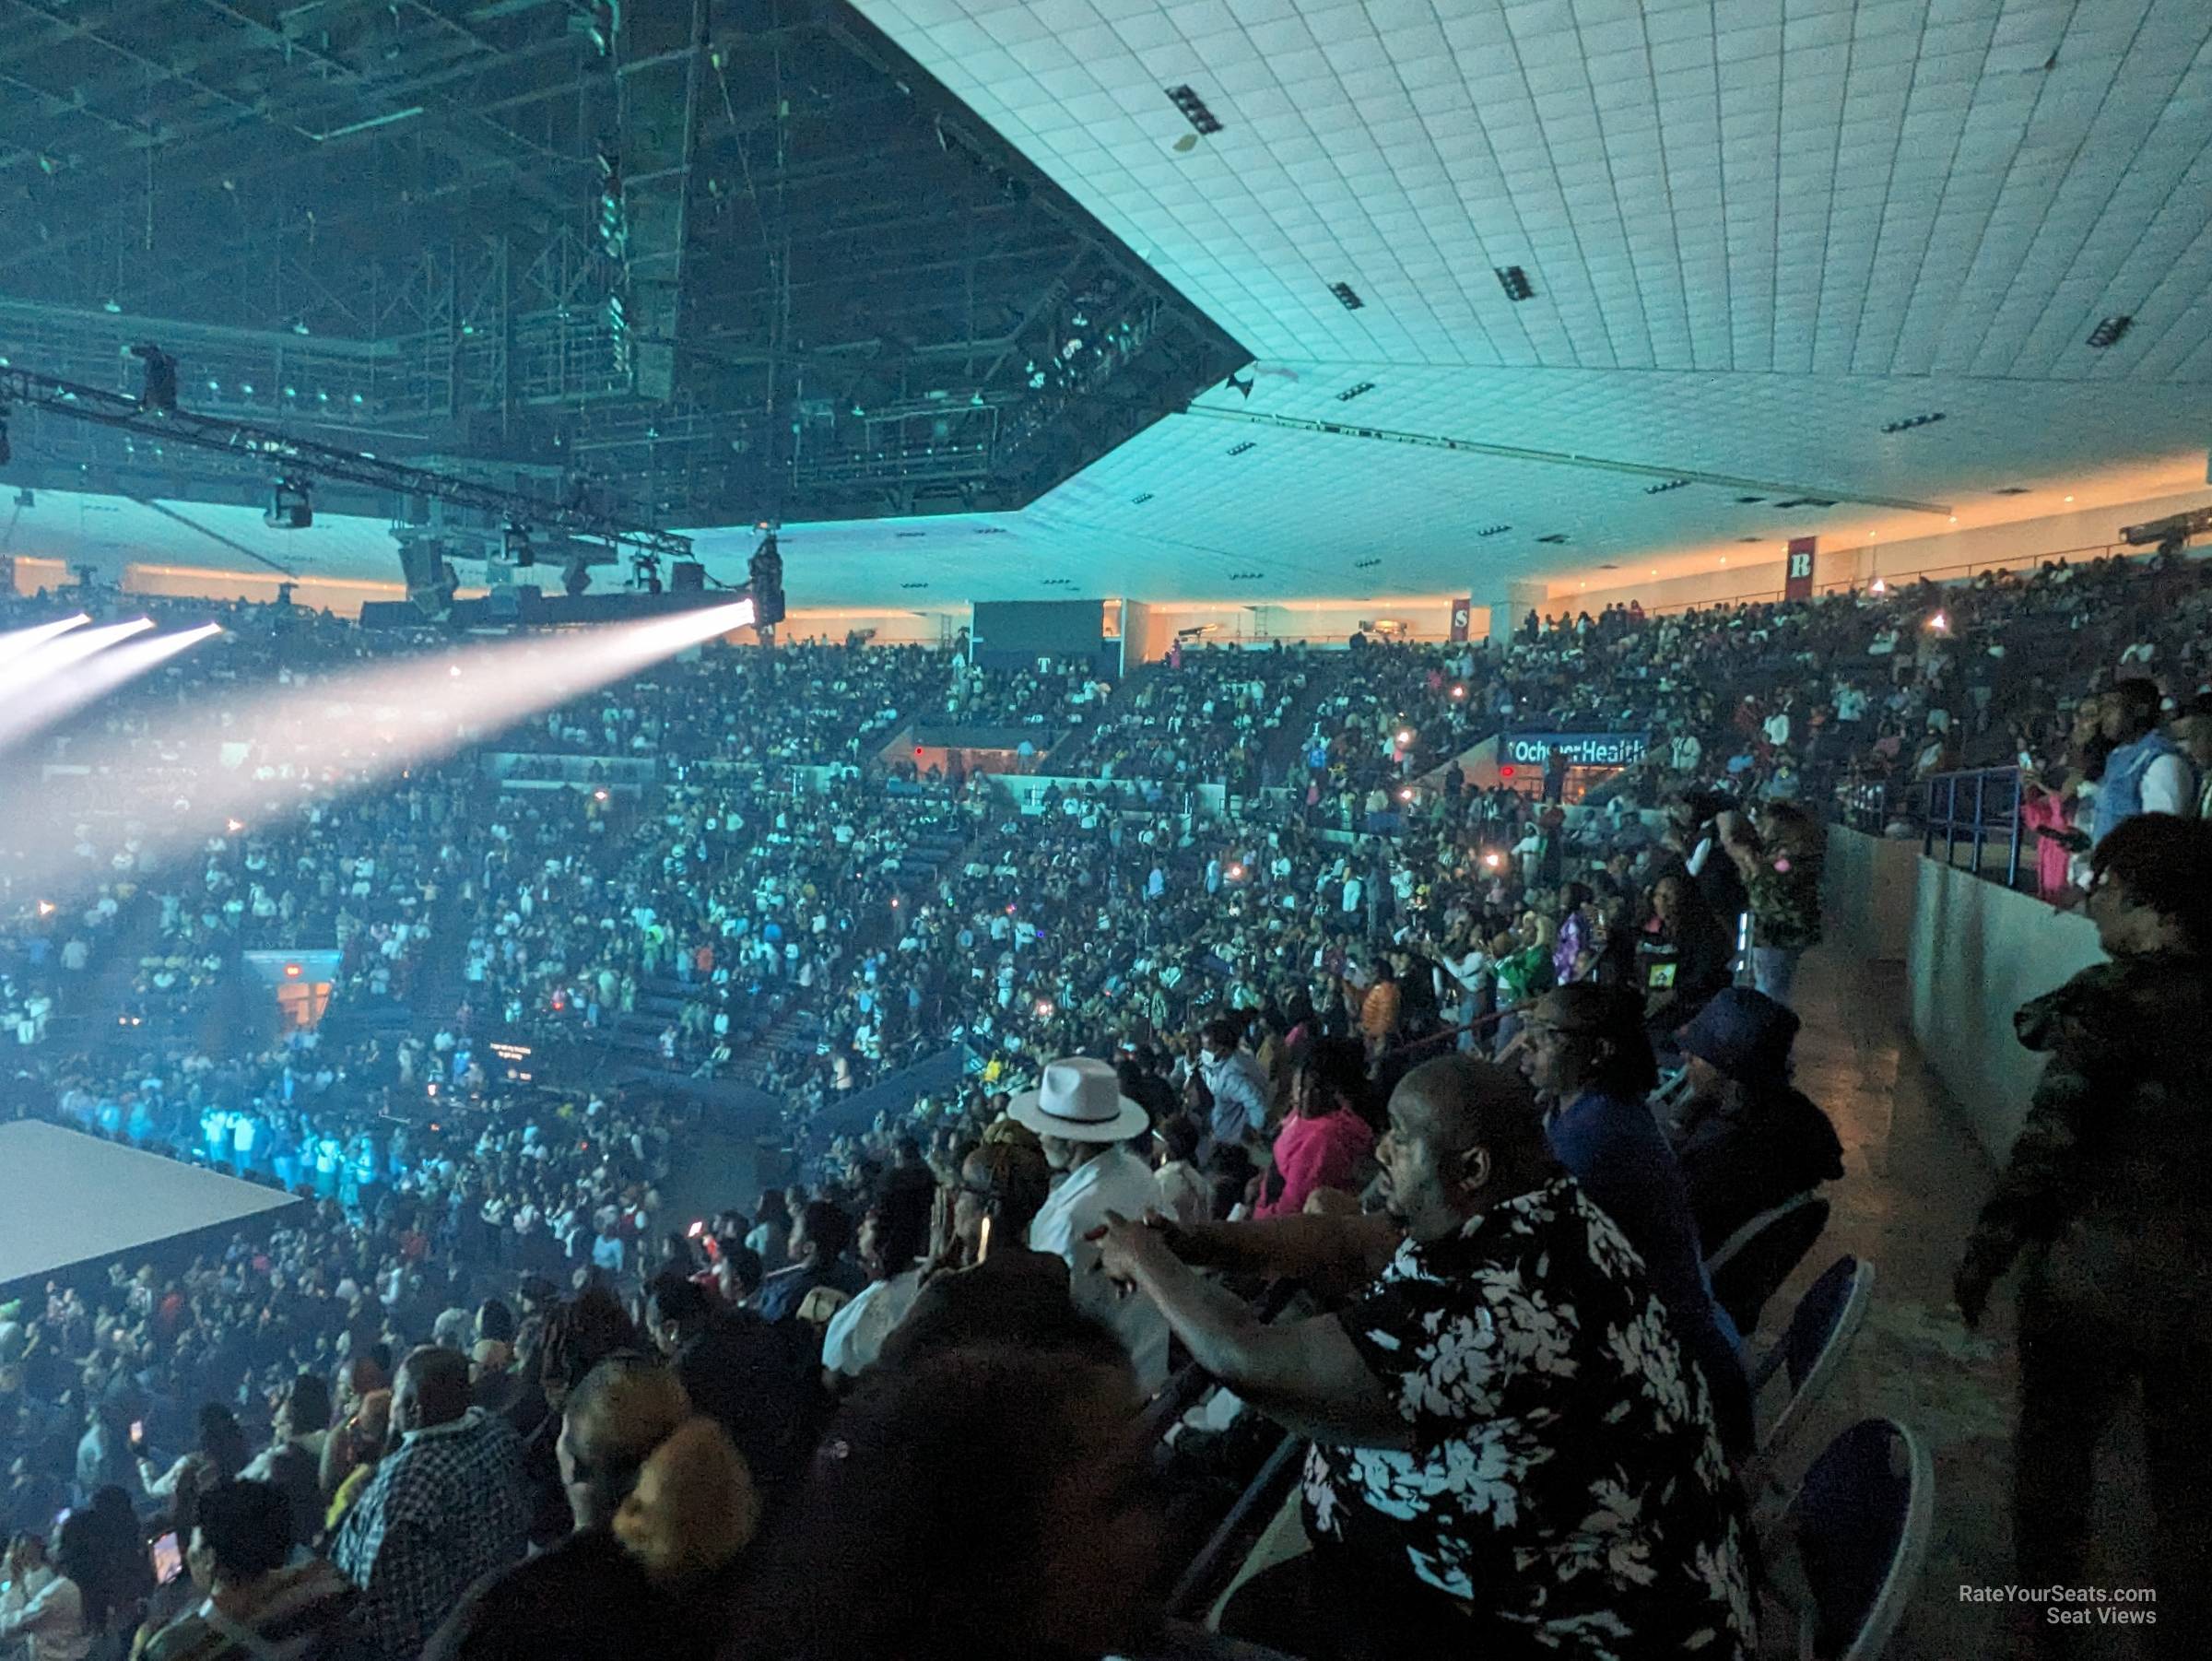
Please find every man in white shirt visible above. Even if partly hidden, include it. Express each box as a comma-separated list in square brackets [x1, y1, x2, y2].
[1016, 1056, 1170, 1391]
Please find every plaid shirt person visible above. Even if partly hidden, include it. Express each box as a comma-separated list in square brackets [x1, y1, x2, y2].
[333, 1407, 528, 1660]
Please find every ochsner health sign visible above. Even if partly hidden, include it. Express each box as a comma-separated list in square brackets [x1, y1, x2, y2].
[1502, 731, 1650, 768]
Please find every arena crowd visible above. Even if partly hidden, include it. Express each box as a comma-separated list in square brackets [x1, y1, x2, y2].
[2, 542, 2208, 1661]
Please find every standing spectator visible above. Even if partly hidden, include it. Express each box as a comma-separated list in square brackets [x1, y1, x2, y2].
[239, 1375, 329, 1550]
[1195, 1019, 1267, 1154]
[2172, 690, 2212, 819]
[421, 1361, 756, 1661]
[1956, 815, 2212, 1655]
[2090, 677, 2194, 844]
[1256, 1039, 1375, 1219]
[1716, 803, 1824, 1009]
[1016, 1057, 1171, 1391]
[749, 1201, 865, 1325]
[332, 1347, 527, 1661]
[743, 1190, 789, 1266]
[820, 1186, 935, 1384]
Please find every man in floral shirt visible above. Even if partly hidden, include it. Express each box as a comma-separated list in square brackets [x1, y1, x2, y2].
[1097, 1054, 1751, 1659]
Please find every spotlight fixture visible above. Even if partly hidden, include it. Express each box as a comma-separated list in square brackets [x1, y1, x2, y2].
[563, 557, 593, 596]
[1335, 382, 1376, 401]
[1879, 412, 1946, 434]
[1328, 281, 1365, 311]
[1642, 478, 1691, 495]
[2086, 315, 2133, 349]
[1165, 85, 1222, 135]
[1226, 441, 1256, 455]
[130, 344, 179, 413]
[264, 477, 312, 530]
[1476, 524, 1512, 537]
[748, 529, 785, 627]
[1130, 491, 1155, 505]
[1495, 265, 1536, 301]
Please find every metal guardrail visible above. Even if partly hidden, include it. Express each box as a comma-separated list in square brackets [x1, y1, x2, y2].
[1920, 765, 2025, 889]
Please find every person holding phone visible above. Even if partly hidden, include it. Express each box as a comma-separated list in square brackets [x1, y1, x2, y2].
[1, 1515, 99, 1661]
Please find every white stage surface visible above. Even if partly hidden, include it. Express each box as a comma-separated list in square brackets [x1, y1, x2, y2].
[0, 1121, 303, 1290]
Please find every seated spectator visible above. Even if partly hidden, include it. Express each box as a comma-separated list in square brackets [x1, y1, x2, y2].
[1094, 1055, 1752, 1659]
[1255, 1038, 1374, 1219]
[1014, 1056, 1171, 1391]
[137, 1479, 358, 1661]
[1522, 985, 1752, 1455]
[750, 1200, 866, 1325]
[423, 1359, 755, 1661]
[332, 1346, 528, 1661]
[1669, 989, 1844, 1250]
[821, 1183, 935, 1384]
[761, 1344, 1162, 1661]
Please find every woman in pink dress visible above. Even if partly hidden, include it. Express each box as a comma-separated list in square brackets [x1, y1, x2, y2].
[2019, 767, 2078, 904]
[1254, 1038, 1375, 1219]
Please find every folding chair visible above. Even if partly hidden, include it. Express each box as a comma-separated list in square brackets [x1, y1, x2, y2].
[1705, 1191, 1830, 1337]
[1751, 1255, 1875, 1457]
[1771, 1418, 1935, 1660]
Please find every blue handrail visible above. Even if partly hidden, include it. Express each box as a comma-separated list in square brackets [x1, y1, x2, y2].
[1919, 765, 2024, 889]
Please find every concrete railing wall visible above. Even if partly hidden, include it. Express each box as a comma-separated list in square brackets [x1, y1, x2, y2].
[1827, 826, 2101, 1164]
[1904, 857, 2102, 1163]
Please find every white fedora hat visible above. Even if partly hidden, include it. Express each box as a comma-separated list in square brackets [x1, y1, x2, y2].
[1007, 1055, 1150, 1143]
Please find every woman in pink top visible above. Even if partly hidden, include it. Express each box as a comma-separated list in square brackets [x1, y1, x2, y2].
[1255, 1038, 1376, 1219]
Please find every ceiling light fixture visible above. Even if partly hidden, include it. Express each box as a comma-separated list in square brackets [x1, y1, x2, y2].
[1335, 382, 1376, 402]
[1495, 265, 1536, 302]
[1166, 85, 1223, 135]
[1328, 281, 1365, 311]
[1880, 412, 1947, 433]
[2086, 315, 2133, 348]
[1643, 478, 1691, 495]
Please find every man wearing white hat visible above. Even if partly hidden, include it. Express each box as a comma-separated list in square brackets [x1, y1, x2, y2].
[1014, 1055, 1170, 1391]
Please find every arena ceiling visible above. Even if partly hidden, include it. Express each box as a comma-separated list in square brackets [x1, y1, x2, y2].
[3, 0, 2210, 607]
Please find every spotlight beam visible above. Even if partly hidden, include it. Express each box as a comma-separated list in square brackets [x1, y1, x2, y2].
[0, 615, 89, 665]
[0, 618, 156, 700]
[0, 623, 221, 752]
[0, 602, 755, 910]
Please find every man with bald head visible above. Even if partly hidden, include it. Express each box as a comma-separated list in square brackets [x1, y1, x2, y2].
[1097, 1054, 1753, 1659]
[333, 1344, 528, 1660]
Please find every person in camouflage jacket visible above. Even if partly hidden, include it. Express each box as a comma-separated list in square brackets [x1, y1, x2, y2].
[1956, 812, 2212, 1658]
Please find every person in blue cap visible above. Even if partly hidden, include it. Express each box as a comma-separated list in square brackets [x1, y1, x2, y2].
[1667, 987, 1843, 1251]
